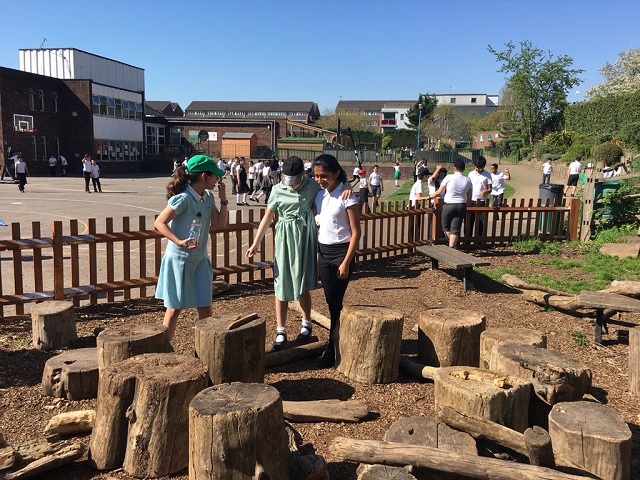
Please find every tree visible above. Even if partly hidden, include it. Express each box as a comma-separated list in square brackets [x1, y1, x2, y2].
[488, 40, 583, 146]
[405, 94, 438, 129]
[587, 48, 640, 99]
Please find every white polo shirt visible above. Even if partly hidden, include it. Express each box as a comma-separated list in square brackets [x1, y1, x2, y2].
[314, 182, 357, 245]
[468, 169, 492, 201]
[442, 172, 472, 204]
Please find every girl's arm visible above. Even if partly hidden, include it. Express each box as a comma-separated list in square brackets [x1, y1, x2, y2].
[154, 205, 193, 249]
[245, 208, 275, 258]
[211, 181, 229, 230]
[338, 205, 361, 279]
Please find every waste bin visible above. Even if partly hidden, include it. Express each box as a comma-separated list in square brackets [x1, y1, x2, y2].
[538, 183, 564, 234]
[594, 180, 621, 221]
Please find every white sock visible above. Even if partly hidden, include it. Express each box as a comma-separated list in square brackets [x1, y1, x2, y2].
[300, 319, 312, 335]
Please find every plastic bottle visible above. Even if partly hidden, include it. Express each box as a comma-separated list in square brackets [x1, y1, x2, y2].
[187, 218, 201, 247]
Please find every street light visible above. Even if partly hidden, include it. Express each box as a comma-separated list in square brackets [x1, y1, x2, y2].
[416, 95, 424, 154]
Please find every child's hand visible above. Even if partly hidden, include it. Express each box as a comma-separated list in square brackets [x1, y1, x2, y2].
[337, 262, 349, 279]
[245, 244, 258, 259]
[179, 238, 198, 249]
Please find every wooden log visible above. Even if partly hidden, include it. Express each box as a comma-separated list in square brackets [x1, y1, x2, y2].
[524, 426, 555, 468]
[96, 324, 171, 369]
[336, 305, 404, 384]
[189, 382, 289, 480]
[434, 367, 531, 433]
[399, 356, 438, 380]
[89, 353, 208, 477]
[521, 291, 580, 312]
[14, 437, 73, 465]
[31, 300, 77, 351]
[286, 424, 329, 480]
[501, 275, 572, 296]
[356, 464, 416, 479]
[417, 309, 486, 367]
[194, 313, 265, 384]
[41, 348, 99, 400]
[0, 442, 85, 480]
[549, 401, 632, 480]
[266, 340, 329, 367]
[600, 280, 640, 298]
[489, 343, 592, 405]
[330, 437, 593, 480]
[43, 410, 95, 436]
[630, 326, 640, 396]
[289, 301, 331, 330]
[0, 447, 17, 471]
[282, 399, 368, 423]
[480, 328, 547, 370]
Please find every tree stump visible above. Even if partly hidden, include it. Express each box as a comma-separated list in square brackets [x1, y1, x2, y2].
[434, 367, 531, 433]
[336, 305, 404, 384]
[488, 343, 592, 405]
[96, 324, 171, 369]
[417, 309, 486, 367]
[549, 401, 631, 480]
[31, 300, 77, 351]
[42, 348, 99, 400]
[89, 353, 208, 478]
[629, 326, 640, 396]
[356, 464, 416, 479]
[385, 415, 477, 480]
[189, 382, 289, 480]
[479, 327, 547, 369]
[194, 313, 265, 384]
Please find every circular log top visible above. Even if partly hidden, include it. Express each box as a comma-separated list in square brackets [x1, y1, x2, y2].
[435, 366, 530, 394]
[190, 382, 280, 415]
[195, 313, 263, 333]
[419, 309, 486, 326]
[103, 353, 207, 381]
[550, 401, 631, 441]
[342, 305, 404, 319]
[96, 324, 168, 342]
[31, 300, 74, 315]
[46, 347, 97, 368]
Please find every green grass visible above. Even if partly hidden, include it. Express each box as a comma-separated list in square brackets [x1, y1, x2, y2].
[386, 180, 414, 204]
[571, 331, 590, 347]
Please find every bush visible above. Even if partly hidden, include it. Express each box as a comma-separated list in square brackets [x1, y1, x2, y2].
[497, 136, 524, 157]
[617, 122, 640, 151]
[563, 140, 593, 163]
[542, 153, 560, 161]
[519, 147, 531, 159]
[592, 142, 623, 166]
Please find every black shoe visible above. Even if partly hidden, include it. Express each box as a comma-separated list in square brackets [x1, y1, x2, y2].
[272, 332, 287, 350]
[296, 325, 312, 343]
[318, 349, 335, 368]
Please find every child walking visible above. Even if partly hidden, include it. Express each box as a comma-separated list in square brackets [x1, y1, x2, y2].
[90, 158, 102, 192]
[15, 154, 29, 193]
[155, 155, 228, 340]
[245, 156, 352, 350]
[312, 154, 360, 367]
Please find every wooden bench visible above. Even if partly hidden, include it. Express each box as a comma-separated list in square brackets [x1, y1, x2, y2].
[416, 244, 490, 291]
[576, 291, 640, 344]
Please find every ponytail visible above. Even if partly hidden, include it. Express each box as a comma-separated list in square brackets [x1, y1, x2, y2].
[166, 166, 201, 199]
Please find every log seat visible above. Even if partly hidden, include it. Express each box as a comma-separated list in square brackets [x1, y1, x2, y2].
[575, 290, 640, 344]
[416, 244, 490, 291]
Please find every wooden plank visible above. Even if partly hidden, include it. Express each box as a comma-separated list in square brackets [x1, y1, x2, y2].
[138, 216, 147, 298]
[416, 245, 490, 269]
[11, 224, 24, 315]
[52, 221, 64, 301]
[122, 217, 131, 301]
[70, 220, 80, 307]
[105, 218, 115, 303]
[32, 222, 43, 295]
[576, 291, 640, 313]
[88, 219, 98, 304]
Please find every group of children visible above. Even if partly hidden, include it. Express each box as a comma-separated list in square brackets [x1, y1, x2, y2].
[81, 154, 102, 193]
[155, 154, 360, 367]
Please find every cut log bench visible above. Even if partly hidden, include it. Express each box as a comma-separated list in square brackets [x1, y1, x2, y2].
[42, 348, 99, 400]
[31, 300, 77, 351]
[575, 290, 640, 344]
[96, 324, 172, 369]
[416, 245, 490, 291]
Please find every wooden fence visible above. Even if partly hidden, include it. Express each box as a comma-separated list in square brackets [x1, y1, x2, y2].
[0, 198, 578, 318]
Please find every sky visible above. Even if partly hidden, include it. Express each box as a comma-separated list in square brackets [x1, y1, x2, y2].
[1, 0, 638, 113]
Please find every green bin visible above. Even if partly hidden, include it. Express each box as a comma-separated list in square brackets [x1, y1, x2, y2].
[538, 184, 564, 234]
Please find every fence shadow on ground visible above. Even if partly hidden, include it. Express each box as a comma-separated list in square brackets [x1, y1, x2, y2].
[269, 377, 355, 402]
[0, 348, 55, 388]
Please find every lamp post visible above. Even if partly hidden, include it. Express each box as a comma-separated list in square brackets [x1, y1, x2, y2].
[415, 96, 424, 154]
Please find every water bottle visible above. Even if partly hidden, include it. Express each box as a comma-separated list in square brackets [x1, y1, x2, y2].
[187, 218, 201, 247]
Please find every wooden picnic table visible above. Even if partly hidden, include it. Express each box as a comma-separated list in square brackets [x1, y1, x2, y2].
[576, 291, 640, 344]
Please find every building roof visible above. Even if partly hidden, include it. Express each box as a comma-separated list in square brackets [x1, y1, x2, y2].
[186, 101, 319, 113]
[146, 101, 172, 111]
[336, 100, 415, 111]
[222, 132, 256, 139]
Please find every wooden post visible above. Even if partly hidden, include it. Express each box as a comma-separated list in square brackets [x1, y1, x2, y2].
[31, 300, 77, 351]
[549, 401, 631, 480]
[89, 353, 208, 477]
[42, 348, 98, 400]
[194, 313, 265, 384]
[434, 367, 531, 433]
[52, 221, 64, 301]
[336, 305, 404, 384]
[567, 197, 580, 241]
[418, 309, 486, 367]
[629, 326, 640, 396]
[524, 426, 555, 468]
[96, 324, 171, 369]
[479, 327, 547, 370]
[189, 382, 289, 480]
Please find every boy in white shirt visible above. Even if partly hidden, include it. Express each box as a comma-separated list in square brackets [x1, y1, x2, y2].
[541, 158, 553, 184]
[563, 156, 583, 196]
[90, 158, 102, 192]
[409, 168, 429, 207]
[489, 163, 510, 207]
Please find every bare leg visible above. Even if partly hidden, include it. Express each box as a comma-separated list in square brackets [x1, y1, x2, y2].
[163, 308, 181, 340]
[449, 233, 459, 248]
[298, 291, 312, 320]
[275, 297, 288, 329]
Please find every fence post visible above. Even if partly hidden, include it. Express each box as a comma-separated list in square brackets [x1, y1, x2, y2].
[567, 197, 580, 241]
[52, 221, 64, 300]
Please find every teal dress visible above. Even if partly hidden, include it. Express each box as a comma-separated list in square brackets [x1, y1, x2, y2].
[155, 189, 214, 309]
[267, 177, 320, 301]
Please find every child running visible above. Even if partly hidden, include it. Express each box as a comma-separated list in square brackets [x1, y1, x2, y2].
[312, 154, 360, 367]
[246, 156, 351, 350]
[154, 155, 228, 340]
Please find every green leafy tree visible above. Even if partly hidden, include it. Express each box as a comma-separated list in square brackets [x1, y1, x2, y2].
[587, 48, 640, 99]
[488, 41, 583, 146]
[405, 94, 438, 129]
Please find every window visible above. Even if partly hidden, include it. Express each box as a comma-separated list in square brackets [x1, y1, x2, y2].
[400, 114, 405, 120]
[13, 114, 34, 132]
[487, 134, 492, 141]
[471, 97, 477, 104]
[32, 135, 37, 161]
[41, 136, 47, 161]
[54, 137, 60, 156]
[134, 103, 143, 120]
[115, 99, 122, 117]
[29, 90, 35, 110]
[99, 96, 108, 115]
[479, 134, 484, 142]
[450, 97, 457, 104]
[170, 127, 182, 146]
[146, 125, 160, 155]
[92, 95, 101, 114]
[53, 93, 59, 113]
[39, 90, 45, 111]
[107, 98, 116, 116]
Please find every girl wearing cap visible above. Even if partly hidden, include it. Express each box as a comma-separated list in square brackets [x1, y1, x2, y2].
[313, 154, 360, 367]
[246, 156, 352, 350]
[155, 154, 228, 340]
